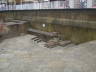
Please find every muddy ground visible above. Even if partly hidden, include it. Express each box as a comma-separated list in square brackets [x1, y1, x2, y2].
[0, 35, 96, 72]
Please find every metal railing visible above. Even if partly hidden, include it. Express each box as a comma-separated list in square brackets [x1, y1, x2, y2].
[0, 1, 95, 11]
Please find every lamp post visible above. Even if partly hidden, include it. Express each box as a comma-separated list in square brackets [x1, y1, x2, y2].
[7, 0, 9, 10]
[14, 0, 16, 9]
[21, 0, 23, 9]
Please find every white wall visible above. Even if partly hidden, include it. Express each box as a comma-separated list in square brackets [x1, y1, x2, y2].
[69, 0, 74, 8]
[87, 0, 92, 8]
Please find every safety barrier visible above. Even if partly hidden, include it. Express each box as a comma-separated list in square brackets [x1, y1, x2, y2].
[0, 0, 95, 11]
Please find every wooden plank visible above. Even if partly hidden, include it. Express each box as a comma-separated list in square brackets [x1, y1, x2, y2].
[4, 20, 28, 26]
[28, 28, 57, 37]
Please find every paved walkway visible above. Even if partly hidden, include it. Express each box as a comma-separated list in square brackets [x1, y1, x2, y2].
[0, 35, 96, 72]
